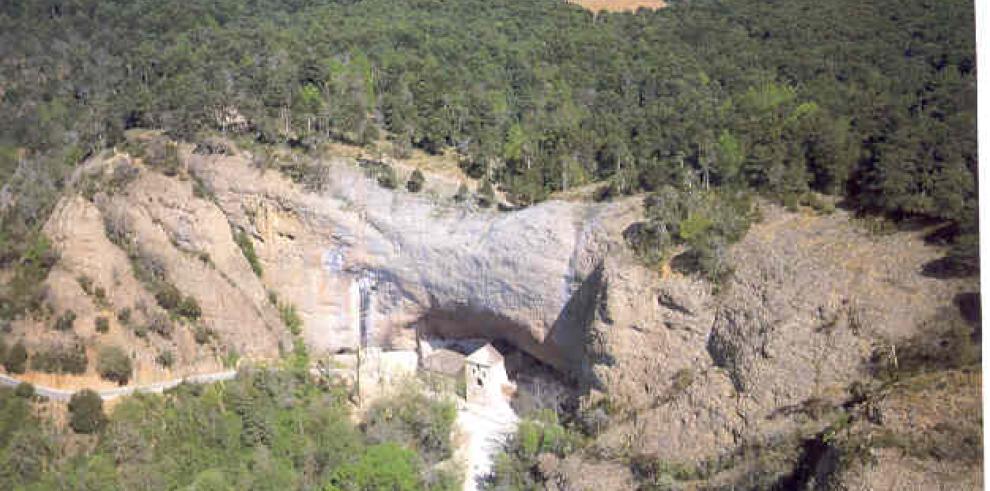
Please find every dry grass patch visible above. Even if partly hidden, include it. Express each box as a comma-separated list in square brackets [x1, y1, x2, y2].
[567, 0, 666, 13]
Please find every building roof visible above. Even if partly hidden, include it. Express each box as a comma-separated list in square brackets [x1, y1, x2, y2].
[422, 349, 466, 376]
[466, 343, 503, 366]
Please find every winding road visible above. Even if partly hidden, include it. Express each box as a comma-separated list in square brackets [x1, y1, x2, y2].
[0, 370, 238, 401]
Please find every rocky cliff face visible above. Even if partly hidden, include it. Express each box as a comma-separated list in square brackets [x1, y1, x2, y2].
[190, 148, 628, 380]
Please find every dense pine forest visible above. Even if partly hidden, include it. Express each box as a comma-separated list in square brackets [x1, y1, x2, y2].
[0, 0, 977, 265]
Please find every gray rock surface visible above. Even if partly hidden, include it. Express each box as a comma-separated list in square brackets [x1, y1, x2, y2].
[192, 151, 623, 376]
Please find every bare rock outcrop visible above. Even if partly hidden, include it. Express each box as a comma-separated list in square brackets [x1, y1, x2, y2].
[582, 203, 975, 468]
[191, 150, 624, 375]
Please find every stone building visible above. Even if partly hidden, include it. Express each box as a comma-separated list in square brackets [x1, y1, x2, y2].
[464, 343, 509, 404]
[419, 342, 510, 403]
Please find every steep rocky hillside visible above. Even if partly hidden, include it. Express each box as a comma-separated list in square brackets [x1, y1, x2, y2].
[548, 201, 980, 489]
[0, 134, 978, 488]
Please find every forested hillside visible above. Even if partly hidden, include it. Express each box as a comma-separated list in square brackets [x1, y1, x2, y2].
[0, 0, 977, 263]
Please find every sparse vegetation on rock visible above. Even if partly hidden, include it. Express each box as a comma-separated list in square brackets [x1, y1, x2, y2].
[279, 302, 303, 336]
[235, 230, 263, 277]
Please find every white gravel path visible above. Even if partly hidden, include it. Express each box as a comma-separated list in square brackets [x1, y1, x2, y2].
[455, 397, 519, 491]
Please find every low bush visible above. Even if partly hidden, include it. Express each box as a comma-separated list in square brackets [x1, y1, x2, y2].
[0, 234, 58, 319]
[626, 186, 755, 282]
[77, 275, 94, 295]
[97, 346, 132, 385]
[14, 382, 34, 399]
[95, 316, 110, 333]
[279, 302, 303, 336]
[193, 325, 213, 344]
[116, 307, 132, 325]
[146, 311, 174, 338]
[94, 286, 107, 304]
[235, 230, 263, 277]
[68, 389, 107, 434]
[4, 341, 27, 374]
[156, 350, 175, 368]
[53, 310, 76, 331]
[329, 443, 421, 491]
[31, 342, 88, 374]
[487, 409, 584, 489]
[364, 385, 457, 465]
[153, 283, 200, 322]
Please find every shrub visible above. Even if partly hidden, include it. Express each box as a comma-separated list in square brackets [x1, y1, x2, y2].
[364, 387, 457, 464]
[153, 282, 200, 322]
[15, 382, 34, 398]
[117, 307, 132, 325]
[488, 408, 583, 489]
[68, 389, 107, 434]
[146, 311, 174, 338]
[359, 159, 398, 190]
[156, 350, 175, 368]
[97, 346, 133, 385]
[176, 295, 202, 320]
[154, 283, 182, 312]
[95, 316, 110, 333]
[194, 325, 213, 344]
[406, 169, 425, 193]
[0, 233, 58, 319]
[671, 368, 695, 395]
[94, 286, 107, 304]
[53, 310, 77, 331]
[235, 230, 263, 277]
[4, 341, 27, 373]
[77, 275, 94, 294]
[329, 443, 421, 491]
[32, 342, 88, 374]
[279, 302, 303, 336]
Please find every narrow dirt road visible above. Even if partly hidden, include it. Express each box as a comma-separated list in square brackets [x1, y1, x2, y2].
[0, 370, 238, 401]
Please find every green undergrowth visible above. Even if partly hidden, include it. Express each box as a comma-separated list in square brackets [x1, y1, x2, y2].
[0, 367, 461, 490]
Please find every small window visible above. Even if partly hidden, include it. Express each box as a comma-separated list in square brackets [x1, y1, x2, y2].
[476, 377, 483, 387]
